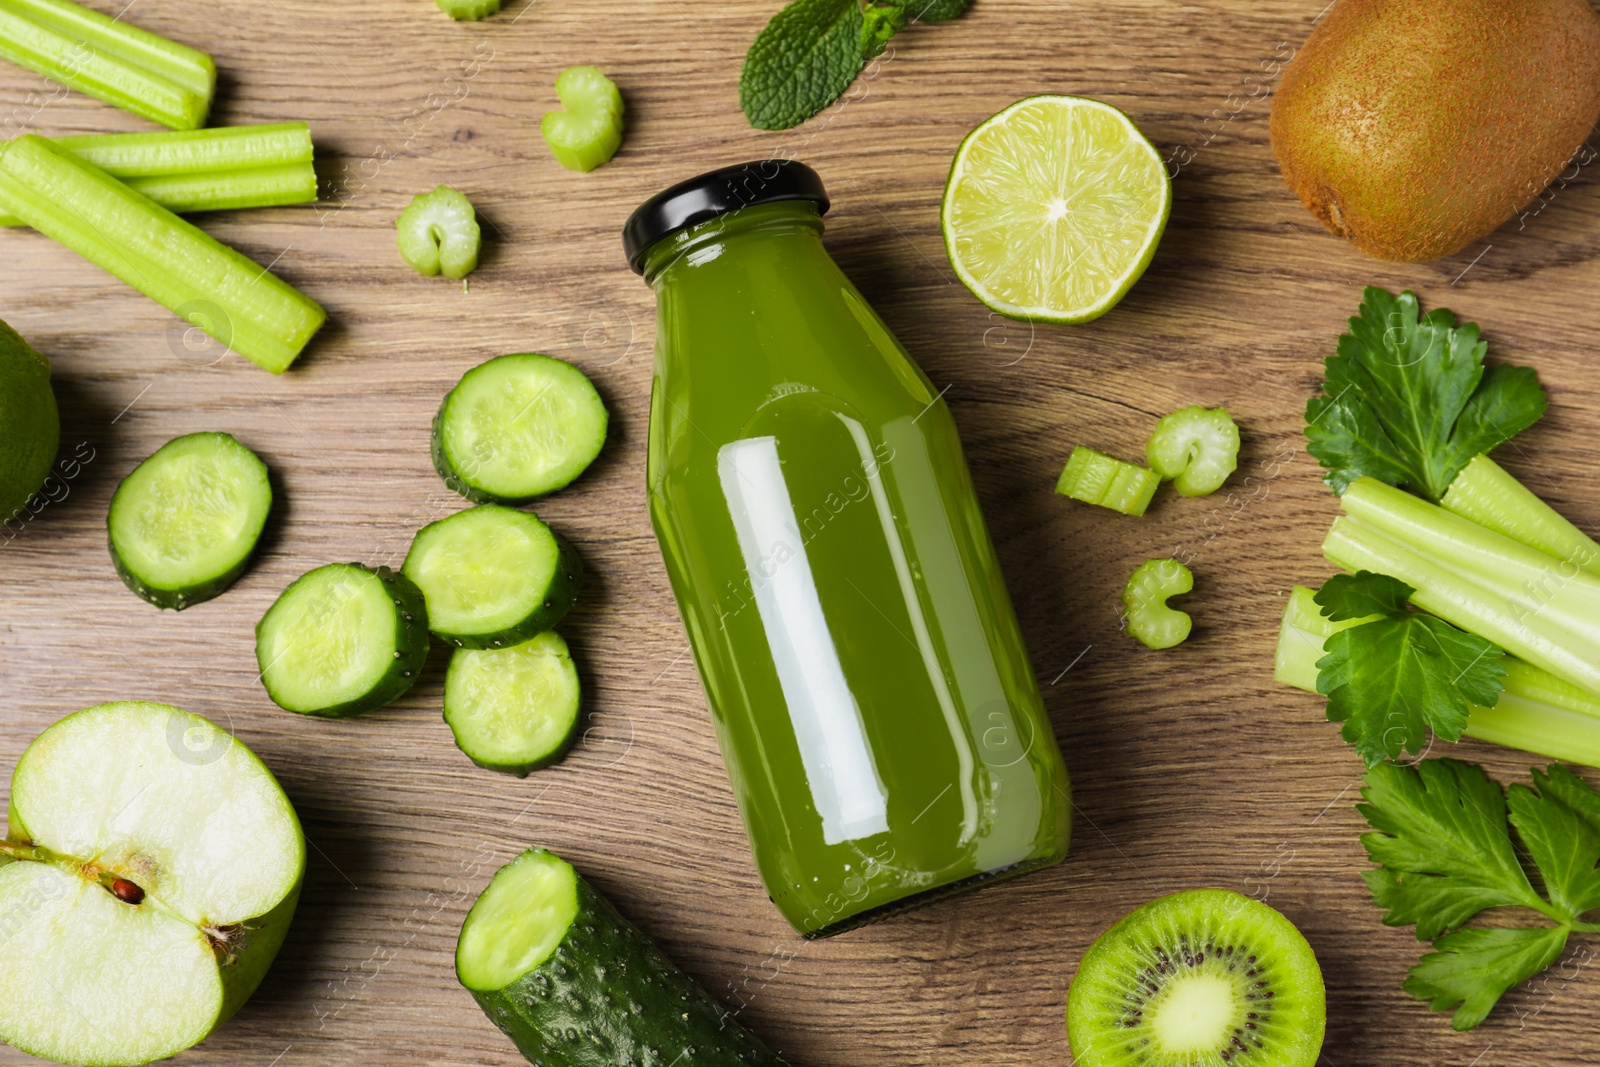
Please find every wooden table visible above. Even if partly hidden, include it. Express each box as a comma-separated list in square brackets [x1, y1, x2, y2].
[3, 0, 1598, 1063]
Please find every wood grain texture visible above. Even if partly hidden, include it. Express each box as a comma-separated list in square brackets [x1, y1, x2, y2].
[2, 0, 1600, 1064]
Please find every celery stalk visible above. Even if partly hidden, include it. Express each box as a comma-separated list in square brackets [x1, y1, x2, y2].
[0, 135, 324, 373]
[53, 123, 313, 176]
[1441, 454, 1600, 577]
[0, 124, 318, 226]
[0, 0, 214, 130]
[116, 163, 317, 216]
[1323, 481, 1600, 695]
[1275, 585, 1600, 768]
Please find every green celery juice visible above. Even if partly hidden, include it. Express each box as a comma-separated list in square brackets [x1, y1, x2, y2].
[628, 163, 1070, 937]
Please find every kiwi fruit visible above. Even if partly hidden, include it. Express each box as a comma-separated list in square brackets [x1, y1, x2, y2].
[1270, 0, 1600, 262]
[1066, 888, 1325, 1067]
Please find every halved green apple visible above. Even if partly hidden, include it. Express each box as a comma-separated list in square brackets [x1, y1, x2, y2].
[0, 702, 305, 1067]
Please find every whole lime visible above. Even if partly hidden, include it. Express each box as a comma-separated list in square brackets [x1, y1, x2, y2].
[0, 320, 59, 521]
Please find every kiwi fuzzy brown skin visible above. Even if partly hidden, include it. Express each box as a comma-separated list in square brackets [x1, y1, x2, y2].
[1269, 0, 1600, 262]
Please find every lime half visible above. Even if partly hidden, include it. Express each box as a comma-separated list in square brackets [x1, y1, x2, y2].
[942, 96, 1171, 324]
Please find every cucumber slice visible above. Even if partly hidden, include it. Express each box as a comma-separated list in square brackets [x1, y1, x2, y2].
[255, 563, 429, 717]
[432, 353, 608, 504]
[402, 505, 582, 649]
[107, 432, 271, 609]
[445, 631, 581, 776]
[457, 849, 787, 1067]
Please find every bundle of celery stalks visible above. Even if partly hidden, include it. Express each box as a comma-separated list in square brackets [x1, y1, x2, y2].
[1276, 286, 1600, 770]
[0, 0, 323, 372]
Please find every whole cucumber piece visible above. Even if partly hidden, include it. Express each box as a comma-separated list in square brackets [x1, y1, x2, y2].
[457, 849, 787, 1067]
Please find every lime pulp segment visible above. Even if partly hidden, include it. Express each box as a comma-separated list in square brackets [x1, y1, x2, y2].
[942, 95, 1171, 323]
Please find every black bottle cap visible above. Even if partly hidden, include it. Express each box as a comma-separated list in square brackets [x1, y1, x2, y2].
[622, 160, 830, 274]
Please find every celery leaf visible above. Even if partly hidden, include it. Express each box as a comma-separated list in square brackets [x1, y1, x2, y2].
[1404, 926, 1569, 1031]
[1358, 760, 1600, 1029]
[1306, 286, 1547, 502]
[1314, 573, 1506, 765]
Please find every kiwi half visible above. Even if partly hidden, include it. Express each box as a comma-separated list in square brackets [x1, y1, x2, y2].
[1066, 889, 1325, 1067]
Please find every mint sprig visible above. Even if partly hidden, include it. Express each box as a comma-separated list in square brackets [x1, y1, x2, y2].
[740, 0, 972, 131]
[1360, 760, 1600, 1029]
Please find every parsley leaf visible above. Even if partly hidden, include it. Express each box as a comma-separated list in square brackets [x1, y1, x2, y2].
[1305, 286, 1548, 502]
[1405, 926, 1570, 1031]
[740, 0, 866, 131]
[1358, 759, 1600, 1029]
[1313, 570, 1410, 621]
[1511, 772, 1600, 917]
[1314, 572, 1507, 765]
[1358, 759, 1541, 938]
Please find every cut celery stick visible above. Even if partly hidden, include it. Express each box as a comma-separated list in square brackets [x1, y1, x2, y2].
[0, 135, 324, 373]
[1055, 445, 1159, 515]
[116, 163, 318, 215]
[1323, 482, 1600, 695]
[396, 185, 479, 280]
[1145, 405, 1239, 497]
[1274, 584, 1600, 768]
[541, 66, 624, 173]
[1122, 558, 1193, 649]
[1441, 454, 1600, 578]
[53, 123, 314, 176]
[0, 0, 214, 129]
[0, 124, 318, 226]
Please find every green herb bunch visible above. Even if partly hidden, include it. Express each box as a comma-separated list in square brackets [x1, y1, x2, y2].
[1360, 759, 1600, 1029]
[739, 0, 971, 131]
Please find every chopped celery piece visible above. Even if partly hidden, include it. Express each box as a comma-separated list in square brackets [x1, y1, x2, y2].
[436, 0, 502, 18]
[51, 123, 313, 175]
[1441, 454, 1600, 577]
[115, 163, 318, 216]
[1275, 585, 1600, 769]
[1122, 558, 1193, 649]
[0, 135, 325, 374]
[397, 186, 480, 281]
[0, 124, 318, 226]
[1145, 405, 1239, 497]
[541, 66, 624, 173]
[1323, 477, 1600, 696]
[0, 0, 214, 129]
[1055, 446, 1159, 515]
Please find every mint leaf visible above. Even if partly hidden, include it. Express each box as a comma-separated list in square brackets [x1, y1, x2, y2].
[1404, 926, 1570, 1031]
[901, 0, 970, 20]
[1305, 286, 1548, 502]
[1511, 773, 1600, 917]
[1314, 573, 1506, 764]
[740, 0, 866, 131]
[860, 2, 907, 56]
[1358, 759, 1541, 938]
[1313, 570, 1411, 621]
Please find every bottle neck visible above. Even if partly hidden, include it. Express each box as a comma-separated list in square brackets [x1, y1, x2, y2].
[639, 201, 826, 288]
